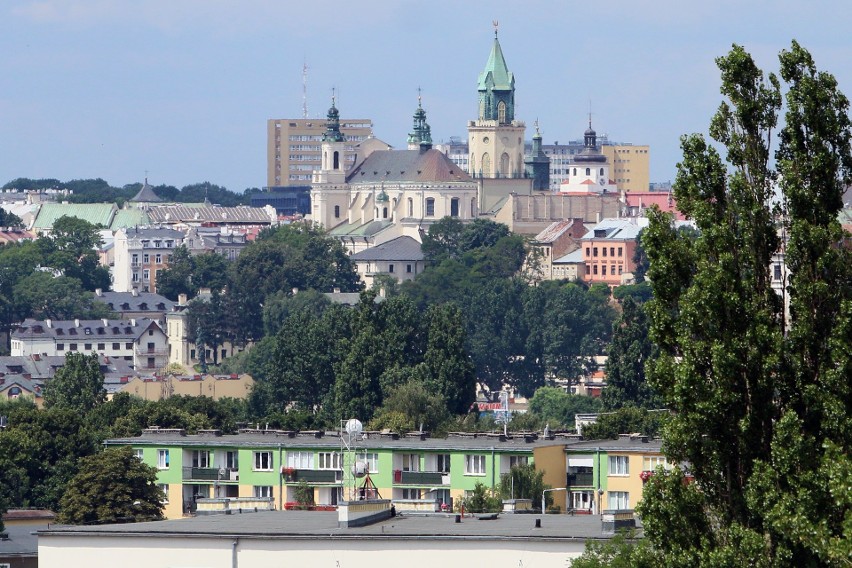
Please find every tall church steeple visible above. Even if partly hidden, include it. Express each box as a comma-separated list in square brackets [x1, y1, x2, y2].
[477, 24, 515, 124]
[524, 120, 551, 190]
[407, 90, 433, 151]
[316, 92, 347, 182]
[322, 92, 345, 143]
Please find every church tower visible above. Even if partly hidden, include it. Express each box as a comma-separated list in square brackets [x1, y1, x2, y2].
[467, 26, 526, 179]
[407, 92, 433, 151]
[524, 121, 551, 190]
[310, 95, 351, 228]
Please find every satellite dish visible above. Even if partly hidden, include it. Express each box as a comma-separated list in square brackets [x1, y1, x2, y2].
[352, 461, 368, 478]
[345, 418, 363, 436]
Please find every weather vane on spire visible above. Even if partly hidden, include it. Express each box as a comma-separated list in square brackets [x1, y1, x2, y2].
[493, 20, 499, 37]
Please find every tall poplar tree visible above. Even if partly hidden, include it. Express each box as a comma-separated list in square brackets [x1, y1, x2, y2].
[630, 41, 852, 566]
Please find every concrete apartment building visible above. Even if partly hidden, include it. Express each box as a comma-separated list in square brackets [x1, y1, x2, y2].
[267, 117, 373, 187]
[113, 227, 184, 293]
[11, 318, 169, 371]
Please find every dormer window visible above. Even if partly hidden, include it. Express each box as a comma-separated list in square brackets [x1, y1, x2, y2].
[84, 327, 91, 335]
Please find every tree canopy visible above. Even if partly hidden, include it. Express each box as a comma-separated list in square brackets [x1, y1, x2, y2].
[618, 41, 852, 567]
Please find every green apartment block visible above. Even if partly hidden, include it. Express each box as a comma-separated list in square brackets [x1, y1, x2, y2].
[109, 428, 552, 519]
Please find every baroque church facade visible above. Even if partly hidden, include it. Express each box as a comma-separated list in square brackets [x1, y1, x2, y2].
[309, 30, 552, 253]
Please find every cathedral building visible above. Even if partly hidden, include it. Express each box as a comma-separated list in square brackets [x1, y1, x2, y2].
[310, 98, 478, 254]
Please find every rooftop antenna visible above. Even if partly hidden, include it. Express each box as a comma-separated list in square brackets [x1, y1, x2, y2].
[302, 59, 309, 119]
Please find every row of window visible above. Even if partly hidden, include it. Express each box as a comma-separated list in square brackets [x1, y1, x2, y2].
[136, 240, 175, 249]
[56, 342, 134, 352]
[587, 246, 624, 258]
[153, 449, 523, 475]
[592, 264, 624, 276]
[132, 253, 172, 264]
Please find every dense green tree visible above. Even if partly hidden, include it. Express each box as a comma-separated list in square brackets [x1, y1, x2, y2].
[601, 297, 658, 410]
[43, 352, 106, 412]
[581, 407, 667, 440]
[368, 378, 449, 433]
[0, 403, 99, 509]
[37, 216, 110, 291]
[459, 481, 501, 513]
[498, 463, 551, 504]
[191, 251, 229, 292]
[14, 272, 111, 320]
[423, 303, 476, 415]
[155, 245, 196, 301]
[420, 216, 465, 263]
[58, 446, 164, 525]
[262, 289, 331, 336]
[611, 282, 653, 303]
[526, 387, 602, 429]
[631, 229, 649, 283]
[0, 208, 22, 228]
[635, 42, 852, 566]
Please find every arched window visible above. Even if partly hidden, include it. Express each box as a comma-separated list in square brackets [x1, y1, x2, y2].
[334, 205, 340, 218]
[425, 198, 435, 217]
[482, 153, 491, 176]
[585, 167, 591, 176]
[500, 153, 510, 176]
[333, 151, 340, 170]
[407, 197, 414, 217]
[600, 168, 604, 176]
[450, 198, 460, 217]
[497, 101, 506, 124]
[382, 207, 388, 219]
[573, 168, 577, 176]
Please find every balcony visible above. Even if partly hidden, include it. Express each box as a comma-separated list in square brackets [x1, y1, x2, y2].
[183, 467, 238, 482]
[567, 472, 594, 487]
[134, 347, 169, 356]
[394, 470, 447, 485]
[284, 469, 340, 484]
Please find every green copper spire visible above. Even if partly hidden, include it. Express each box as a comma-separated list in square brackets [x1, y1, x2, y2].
[322, 91, 345, 143]
[477, 25, 515, 124]
[407, 89, 433, 149]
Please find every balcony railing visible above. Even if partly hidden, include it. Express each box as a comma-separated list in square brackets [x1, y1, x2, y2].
[283, 469, 340, 484]
[134, 347, 169, 356]
[394, 470, 447, 485]
[183, 467, 238, 481]
[567, 472, 594, 487]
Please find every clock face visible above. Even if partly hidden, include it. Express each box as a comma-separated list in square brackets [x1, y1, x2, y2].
[483, 136, 490, 144]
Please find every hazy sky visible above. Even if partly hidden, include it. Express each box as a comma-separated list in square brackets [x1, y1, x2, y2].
[2, 1, 851, 192]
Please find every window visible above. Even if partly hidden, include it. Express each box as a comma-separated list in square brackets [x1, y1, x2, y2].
[254, 486, 274, 499]
[450, 197, 460, 217]
[602, 265, 607, 276]
[643, 456, 669, 471]
[334, 205, 340, 218]
[610, 247, 615, 257]
[593, 265, 598, 275]
[425, 197, 435, 217]
[585, 247, 590, 257]
[155, 254, 162, 264]
[774, 264, 782, 281]
[402, 454, 419, 472]
[143, 269, 150, 281]
[226, 451, 239, 470]
[134, 448, 144, 460]
[618, 247, 623, 257]
[401, 488, 422, 500]
[357, 452, 379, 473]
[157, 449, 170, 469]
[465, 454, 486, 475]
[600, 168, 605, 176]
[388, 264, 394, 273]
[608, 456, 629, 476]
[286, 451, 313, 470]
[97, 343, 105, 351]
[132, 254, 139, 266]
[509, 455, 529, 468]
[143, 254, 149, 264]
[253, 451, 273, 471]
[593, 247, 598, 257]
[159, 483, 169, 504]
[69, 343, 77, 351]
[192, 450, 210, 468]
[406, 264, 412, 274]
[586, 168, 591, 176]
[437, 454, 451, 473]
[84, 343, 92, 350]
[318, 452, 342, 470]
[57, 343, 64, 351]
[608, 491, 630, 510]
[603, 247, 607, 257]
[125, 342, 133, 350]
